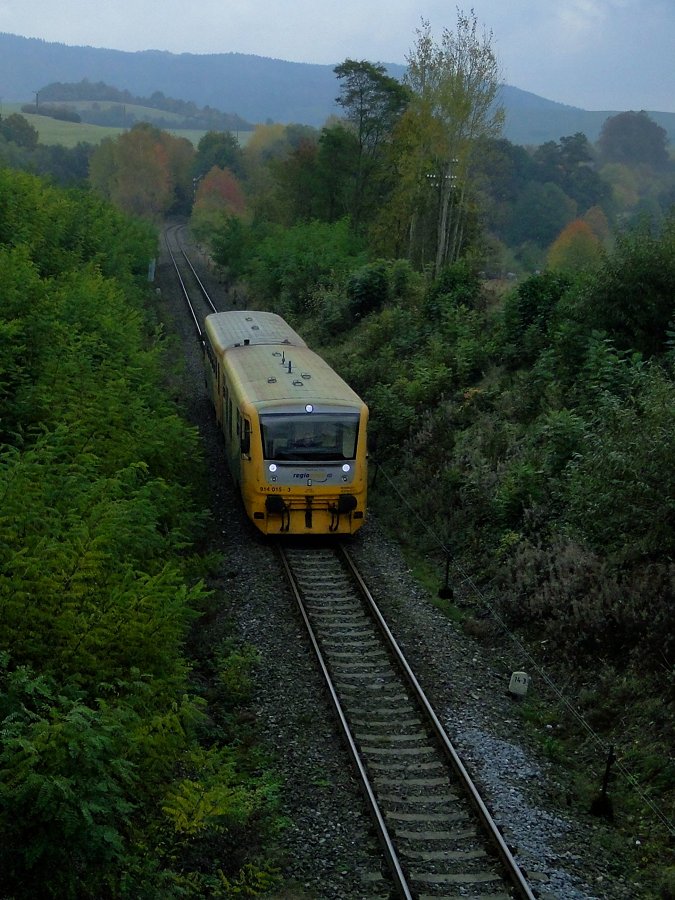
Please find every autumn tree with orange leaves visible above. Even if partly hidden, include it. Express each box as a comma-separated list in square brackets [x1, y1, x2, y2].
[547, 219, 603, 273]
[89, 123, 194, 220]
[190, 166, 247, 241]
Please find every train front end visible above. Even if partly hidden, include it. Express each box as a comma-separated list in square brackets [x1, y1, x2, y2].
[245, 400, 368, 535]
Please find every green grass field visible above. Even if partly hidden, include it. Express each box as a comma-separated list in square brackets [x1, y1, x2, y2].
[3, 102, 252, 148]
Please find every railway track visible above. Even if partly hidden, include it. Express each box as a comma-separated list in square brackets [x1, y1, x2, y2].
[164, 226, 537, 898]
[278, 541, 537, 900]
[164, 223, 219, 331]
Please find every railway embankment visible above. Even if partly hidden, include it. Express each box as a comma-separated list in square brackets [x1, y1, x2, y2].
[155, 224, 654, 899]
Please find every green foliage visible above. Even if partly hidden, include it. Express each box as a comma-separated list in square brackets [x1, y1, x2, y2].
[247, 218, 366, 314]
[194, 130, 244, 179]
[424, 260, 483, 319]
[216, 645, 259, 708]
[561, 215, 675, 357]
[346, 260, 390, 318]
[0, 657, 135, 898]
[598, 111, 671, 169]
[561, 364, 675, 559]
[0, 112, 39, 149]
[162, 747, 257, 837]
[493, 460, 545, 527]
[160, 744, 280, 897]
[0, 169, 277, 896]
[532, 132, 610, 210]
[210, 214, 258, 282]
[505, 180, 577, 248]
[499, 269, 573, 367]
[333, 58, 410, 227]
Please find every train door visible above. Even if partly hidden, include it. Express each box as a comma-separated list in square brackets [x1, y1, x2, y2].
[203, 338, 218, 411]
[235, 409, 252, 460]
[212, 362, 222, 425]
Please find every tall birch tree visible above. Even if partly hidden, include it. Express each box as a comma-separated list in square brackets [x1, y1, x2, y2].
[402, 11, 504, 273]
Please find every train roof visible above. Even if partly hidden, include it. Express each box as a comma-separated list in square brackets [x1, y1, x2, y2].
[205, 310, 365, 410]
[205, 310, 306, 352]
[219, 344, 365, 411]
[231, 344, 365, 409]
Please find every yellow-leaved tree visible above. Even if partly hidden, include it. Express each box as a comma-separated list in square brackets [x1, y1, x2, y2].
[547, 219, 603, 273]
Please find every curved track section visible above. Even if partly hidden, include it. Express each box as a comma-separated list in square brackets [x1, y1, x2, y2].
[278, 542, 537, 900]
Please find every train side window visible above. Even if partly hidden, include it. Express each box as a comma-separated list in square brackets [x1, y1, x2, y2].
[241, 418, 251, 456]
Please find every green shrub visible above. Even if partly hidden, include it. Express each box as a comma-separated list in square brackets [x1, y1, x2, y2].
[424, 259, 483, 320]
[499, 269, 573, 367]
[346, 260, 390, 318]
[248, 218, 366, 312]
[0, 658, 136, 898]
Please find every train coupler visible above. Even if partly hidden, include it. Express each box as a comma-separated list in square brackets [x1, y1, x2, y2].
[329, 494, 357, 532]
[265, 494, 291, 532]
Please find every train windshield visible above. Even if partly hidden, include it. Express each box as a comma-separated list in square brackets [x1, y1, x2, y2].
[260, 413, 360, 461]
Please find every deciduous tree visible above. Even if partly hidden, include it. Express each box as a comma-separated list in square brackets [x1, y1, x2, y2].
[0, 113, 38, 150]
[547, 219, 602, 273]
[193, 130, 243, 179]
[191, 166, 247, 240]
[400, 12, 504, 273]
[598, 110, 670, 169]
[334, 59, 410, 227]
[89, 123, 193, 220]
[533, 132, 610, 211]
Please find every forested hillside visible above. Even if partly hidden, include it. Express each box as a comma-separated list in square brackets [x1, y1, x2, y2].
[3, 31, 675, 144]
[0, 170, 280, 896]
[29, 79, 253, 131]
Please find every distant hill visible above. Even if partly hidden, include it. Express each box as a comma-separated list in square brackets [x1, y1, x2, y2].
[2, 32, 674, 146]
[33, 80, 252, 131]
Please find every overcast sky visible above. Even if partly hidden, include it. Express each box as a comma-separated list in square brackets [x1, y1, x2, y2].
[1, 0, 673, 112]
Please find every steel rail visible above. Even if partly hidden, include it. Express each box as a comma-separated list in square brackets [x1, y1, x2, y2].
[180, 246, 218, 313]
[276, 544, 414, 900]
[164, 227, 203, 338]
[337, 542, 537, 900]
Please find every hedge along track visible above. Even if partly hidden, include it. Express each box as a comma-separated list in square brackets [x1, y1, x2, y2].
[277, 541, 537, 900]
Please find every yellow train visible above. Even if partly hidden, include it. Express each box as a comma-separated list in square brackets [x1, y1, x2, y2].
[203, 310, 368, 535]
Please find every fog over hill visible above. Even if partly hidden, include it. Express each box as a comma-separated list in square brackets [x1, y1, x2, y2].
[2, 32, 674, 146]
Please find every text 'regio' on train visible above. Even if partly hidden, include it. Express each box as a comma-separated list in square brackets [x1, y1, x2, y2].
[202, 311, 368, 536]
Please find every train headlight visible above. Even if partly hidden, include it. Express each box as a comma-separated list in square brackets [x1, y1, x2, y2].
[305, 404, 314, 413]
[342, 464, 351, 473]
[269, 464, 277, 472]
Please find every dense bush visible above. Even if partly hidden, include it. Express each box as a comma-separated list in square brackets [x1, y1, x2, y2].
[346, 260, 390, 318]
[499, 270, 573, 367]
[247, 217, 366, 315]
[561, 215, 675, 358]
[0, 170, 276, 897]
[287, 216, 675, 684]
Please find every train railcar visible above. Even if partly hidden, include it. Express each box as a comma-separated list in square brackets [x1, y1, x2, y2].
[203, 310, 368, 535]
